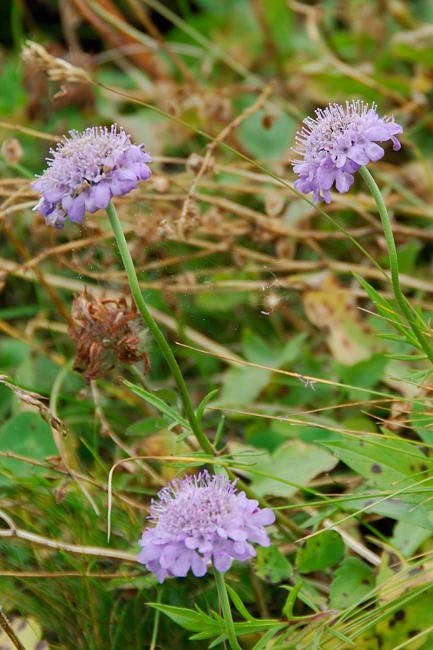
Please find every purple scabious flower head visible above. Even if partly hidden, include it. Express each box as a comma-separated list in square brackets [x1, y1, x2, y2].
[138, 471, 275, 583]
[292, 101, 403, 203]
[33, 125, 152, 228]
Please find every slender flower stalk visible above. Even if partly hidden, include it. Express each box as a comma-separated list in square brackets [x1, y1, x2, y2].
[106, 201, 214, 455]
[214, 570, 242, 650]
[359, 166, 433, 363]
[32, 123, 213, 453]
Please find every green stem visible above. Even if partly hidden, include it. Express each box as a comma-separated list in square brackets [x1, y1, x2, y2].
[11, 162, 34, 179]
[105, 201, 214, 455]
[359, 166, 433, 364]
[150, 586, 163, 650]
[214, 570, 242, 650]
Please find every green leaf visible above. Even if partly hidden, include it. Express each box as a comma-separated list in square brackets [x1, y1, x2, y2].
[329, 557, 375, 609]
[243, 331, 306, 366]
[218, 332, 305, 407]
[255, 546, 292, 584]
[296, 530, 345, 573]
[354, 274, 411, 342]
[125, 417, 171, 436]
[196, 388, 219, 423]
[226, 584, 255, 621]
[375, 587, 433, 649]
[390, 521, 432, 557]
[219, 364, 271, 406]
[123, 380, 191, 431]
[247, 439, 338, 498]
[0, 338, 30, 370]
[337, 353, 387, 400]
[236, 101, 296, 159]
[148, 604, 220, 634]
[323, 435, 432, 488]
[282, 581, 303, 618]
[0, 411, 57, 484]
[344, 488, 433, 530]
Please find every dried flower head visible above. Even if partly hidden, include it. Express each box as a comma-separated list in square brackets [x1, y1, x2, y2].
[1, 138, 23, 166]
[22, 40, 91, 84]
[33, 124, 152, 228]
[292, 101, 403, 203]
[138, 470, 275, 583]
[69, 291, 149, 380]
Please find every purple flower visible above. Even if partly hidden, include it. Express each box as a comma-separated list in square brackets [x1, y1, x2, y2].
[292, 101, 402, 203]
[33, 125, 152, 228]
[138, 471, 275, 583]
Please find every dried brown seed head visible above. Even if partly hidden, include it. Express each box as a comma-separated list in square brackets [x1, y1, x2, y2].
[22, 41, 91, 84]
[69, 291, 150, 380]
[1, 138, 23, 166]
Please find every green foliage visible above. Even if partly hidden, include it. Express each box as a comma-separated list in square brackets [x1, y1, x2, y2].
[219, 332, 305, 406]
[255, 546, 292, 584]
[246, 439, 337, 498]
[0, 411, 57, 484]
[296, 531, 345, 573]
[329, 557, 375, 608]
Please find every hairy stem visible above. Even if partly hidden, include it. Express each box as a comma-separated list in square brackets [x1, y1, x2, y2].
[106, 201, 214, 455]
[359, 166, 433, 364]
[214, 570, 242, 650]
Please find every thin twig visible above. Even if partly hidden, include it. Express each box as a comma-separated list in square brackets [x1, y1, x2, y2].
[0, 510, 137, 563]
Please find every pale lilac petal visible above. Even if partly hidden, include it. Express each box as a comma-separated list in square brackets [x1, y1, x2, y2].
[251, 508, 275, 526]
[229, 528, 248, 542]
[85, 182, 111, 211]
[160, 543, 183, 568]
[317, 165, 336, 191]
[365, 142, 384, 161]
[137, 543, 161, 564]
[213, 552, 232, 572]
[335, 171, 354, 194]
[62, 195, 85, 223]
[185, 536, 198, 549]
[191, 553, 207, 577]
[322, 189, 332, 204]
[171, 551, 193, 577]
[246, 527, 270, 546]
[348, 145, 370, 166]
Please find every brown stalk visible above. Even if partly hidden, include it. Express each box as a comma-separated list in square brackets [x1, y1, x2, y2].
[0, 610, 26, 650]
[68, 0, 160, 75]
